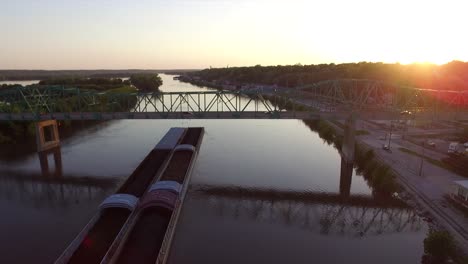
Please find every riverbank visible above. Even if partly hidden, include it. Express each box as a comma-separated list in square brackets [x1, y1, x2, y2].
[324, 119, 468, 262]
[305, 120, 400, 196]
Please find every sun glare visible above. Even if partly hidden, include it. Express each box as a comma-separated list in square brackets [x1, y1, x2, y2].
[0, 0, 466, 68]
[292, 0, 466, 66]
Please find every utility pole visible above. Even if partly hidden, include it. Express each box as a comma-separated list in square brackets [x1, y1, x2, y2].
[402, 115, 408, 140]
[388, 121, 393, 148]
[418, 141, 425, 176]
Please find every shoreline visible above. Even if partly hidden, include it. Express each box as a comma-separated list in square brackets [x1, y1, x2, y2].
[325, 119, 468, 259]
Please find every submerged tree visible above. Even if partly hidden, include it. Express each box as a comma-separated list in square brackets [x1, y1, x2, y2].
[130, 74, 163, 91]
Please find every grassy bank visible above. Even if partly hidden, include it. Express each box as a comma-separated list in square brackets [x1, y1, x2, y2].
[261, 94, 309, 112]
[330, 120, 369, 135]
[304, 119, 400, 196]
[306, 120, 467, 262]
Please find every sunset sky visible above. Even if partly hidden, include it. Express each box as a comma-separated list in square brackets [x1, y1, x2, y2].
[1, 0, 466, 69]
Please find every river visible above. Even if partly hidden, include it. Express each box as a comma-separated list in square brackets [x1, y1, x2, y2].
[0, 74, 428, 263]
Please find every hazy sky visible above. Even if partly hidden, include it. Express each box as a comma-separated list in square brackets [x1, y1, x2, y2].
[1, 0, 467, 69]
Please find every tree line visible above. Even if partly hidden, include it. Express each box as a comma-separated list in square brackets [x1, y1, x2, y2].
[189, 61, 468, 90]
[39, 77, 131, 91]
[34, 74, 163, 92]
[0, 69, 194, 81]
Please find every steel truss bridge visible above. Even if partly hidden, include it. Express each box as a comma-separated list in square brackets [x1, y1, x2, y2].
[192, 185, 424, 237]
[1, 80, 468, 121]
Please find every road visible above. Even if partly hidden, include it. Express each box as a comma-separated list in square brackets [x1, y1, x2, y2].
[356, 120, 468, 252]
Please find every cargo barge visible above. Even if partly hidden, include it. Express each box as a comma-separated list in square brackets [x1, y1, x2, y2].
[106, 127, 204, 264]
[55, 127, 187, 264]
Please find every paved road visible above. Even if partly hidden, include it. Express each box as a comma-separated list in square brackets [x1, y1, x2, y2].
[358, 120, 468, 252]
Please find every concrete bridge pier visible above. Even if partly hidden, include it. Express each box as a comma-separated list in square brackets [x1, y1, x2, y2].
[36, 120, 60, 152]
[38, 146, 63, 178]
[341, 114, 356, 164]
[339, 157, 353, 198]
[338, 113, 356, 198]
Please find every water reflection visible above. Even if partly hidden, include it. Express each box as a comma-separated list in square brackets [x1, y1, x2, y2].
[0, 147, 118, 208]
[192, 157, 422, 238]
[170, 154, 426, 263]
[192, 187, 422, 237]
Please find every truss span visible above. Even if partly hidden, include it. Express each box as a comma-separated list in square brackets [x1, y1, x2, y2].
[1, 81, 468, 120]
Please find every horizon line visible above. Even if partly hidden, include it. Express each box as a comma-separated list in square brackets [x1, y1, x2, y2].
[1, 60, 467, 72]
[0, 69, 200, 71]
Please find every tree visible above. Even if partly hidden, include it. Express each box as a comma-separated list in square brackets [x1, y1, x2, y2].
[129, 74, 163, 91]
[190, 61, 468, 91]
[423, 230, 455, 262]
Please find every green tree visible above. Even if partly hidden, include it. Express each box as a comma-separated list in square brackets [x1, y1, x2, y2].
[129, 74, 163, 91]
[423, 230, 455, 262]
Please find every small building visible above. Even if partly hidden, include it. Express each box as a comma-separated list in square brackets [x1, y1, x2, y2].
[451, 180, 468, 209]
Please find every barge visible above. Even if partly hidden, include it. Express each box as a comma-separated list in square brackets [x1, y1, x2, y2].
[106, 127, 204, 264]
[56, 127, 187, 264]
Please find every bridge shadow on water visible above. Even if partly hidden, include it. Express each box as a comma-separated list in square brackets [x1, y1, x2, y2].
[191, 156, 423, 238]
[191, 186, 423, 238]
[0, 146, 119, 209]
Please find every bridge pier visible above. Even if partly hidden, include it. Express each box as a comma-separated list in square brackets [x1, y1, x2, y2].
[341, 114, 355, 163]
[38, 146, 63, 178]
[339, 157, 353, 198]
[35, 120, 60, 152]
[340, 114, 355, 198]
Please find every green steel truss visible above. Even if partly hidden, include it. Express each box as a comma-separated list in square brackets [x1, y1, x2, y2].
[297, 79, 468, 110]
[1, 80, 467, 120]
